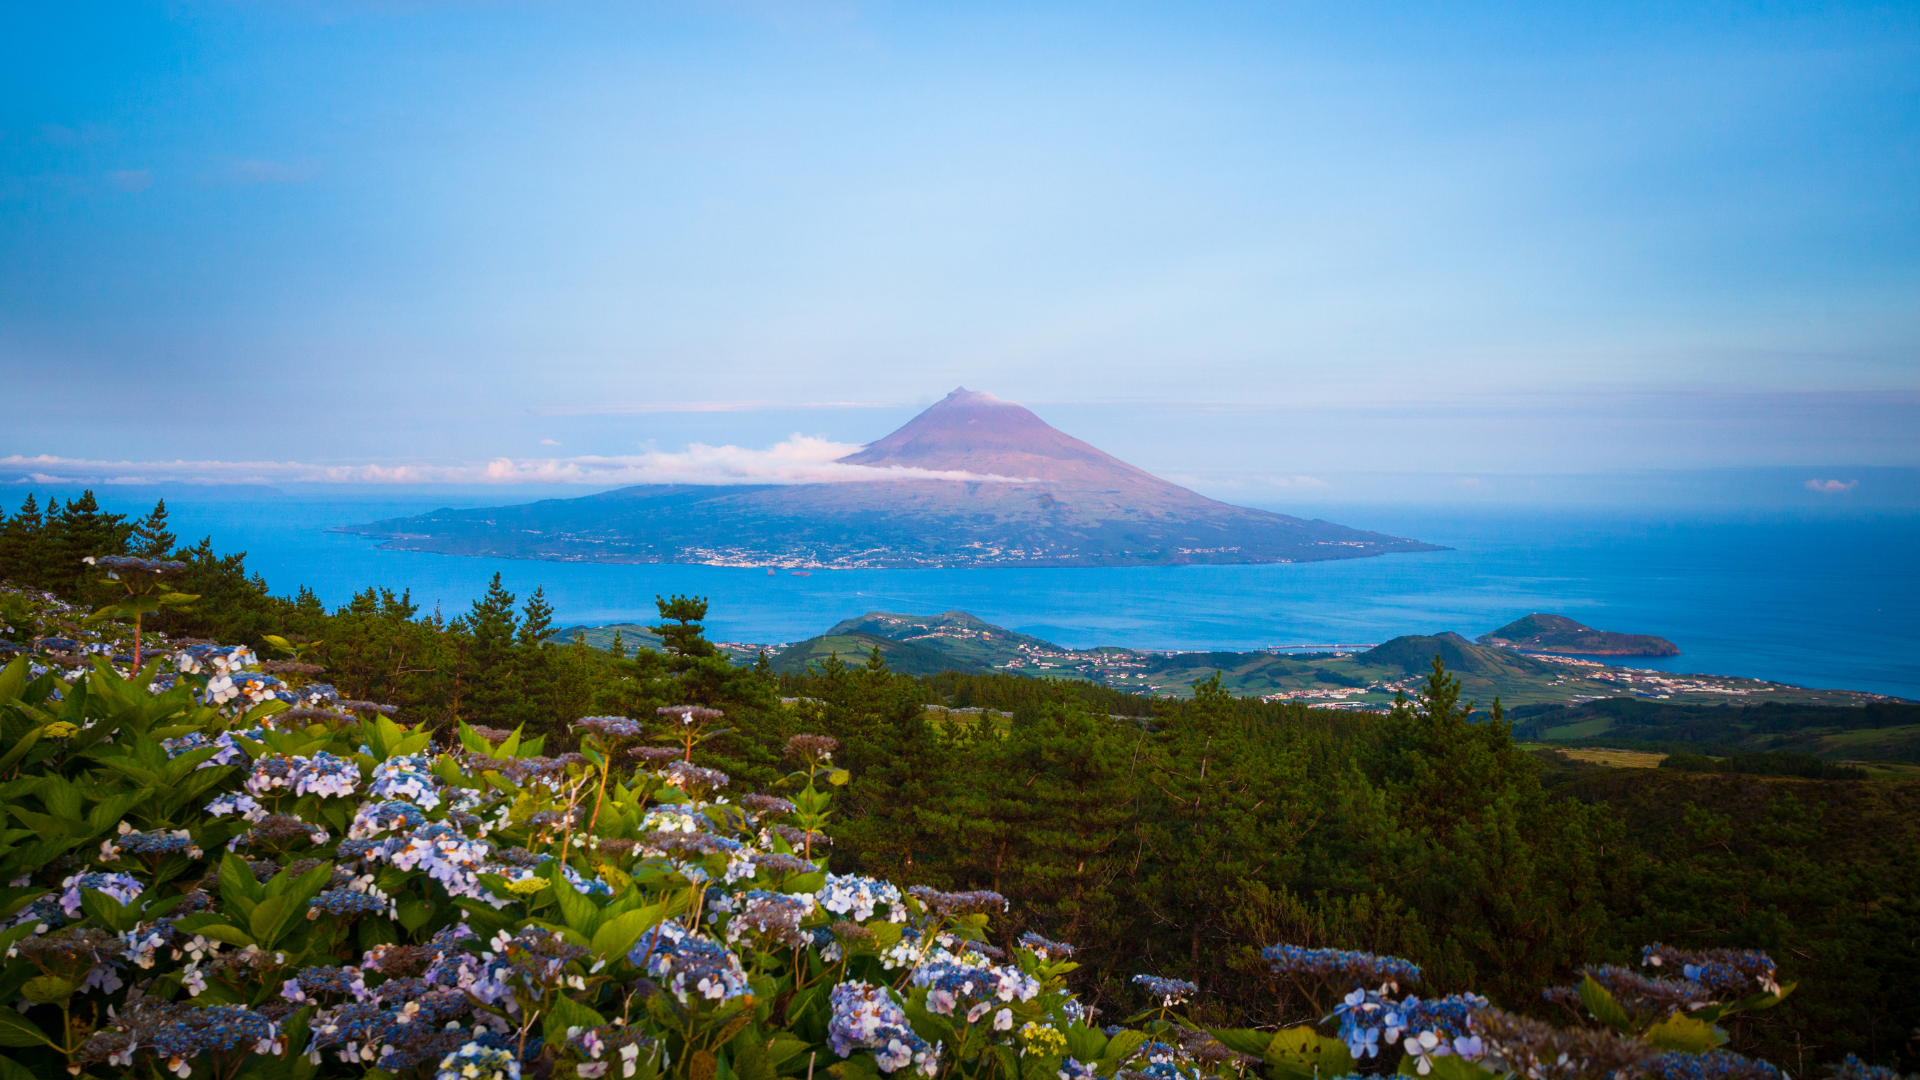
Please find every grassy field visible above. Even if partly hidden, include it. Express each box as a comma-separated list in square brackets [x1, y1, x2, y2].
[1556, 747, 1668, 768]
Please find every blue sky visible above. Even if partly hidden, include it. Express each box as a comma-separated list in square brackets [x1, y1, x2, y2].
[2, 1, 1916, 502]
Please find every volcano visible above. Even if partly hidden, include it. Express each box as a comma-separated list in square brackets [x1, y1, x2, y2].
[342, 389, 1443, 568]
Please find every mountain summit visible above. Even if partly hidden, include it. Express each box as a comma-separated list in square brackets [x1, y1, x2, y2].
[343, 390, 1445, 569]
[840, 387, 1163, 489]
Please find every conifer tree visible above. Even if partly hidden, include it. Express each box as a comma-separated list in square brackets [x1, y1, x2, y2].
[463, 573, 523, 727]
[517, 587, 555, 647]
[130, 499, 176, 557]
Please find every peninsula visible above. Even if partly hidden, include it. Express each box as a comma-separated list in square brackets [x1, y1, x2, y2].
[342, 389, 1443, 569]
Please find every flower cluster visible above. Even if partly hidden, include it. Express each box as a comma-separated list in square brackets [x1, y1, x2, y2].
[726, 890, 817, 948]
[574, 715, 647, 739]
[100, 822, 203, 861]
[162, 729, 254, 768]
[908, 885, 1008, 916]
[1019, 931, 1075, 960]
[436, 1042, 521, 1080]
[174, 643, 257, 676]
[368, 752, 442, 809]
[59, 871, 145, 919]
[911, 941, 1041, 1019]
[246, 751, 361, 799]
[1262, 944, 1422, 991]
[828, 981, 941, 1076]
[569, 1026, 656, 1079]
[1544, 964, 1708, 1020]
[1472, 1006, 1663, 1080]
[1641, 944, 1781, 998]
[626, 922, 750, 1003]
[1649, 1051, 1787, 1080]
[1133, 974, 1198, 1007]
[821, 873, 906, 922]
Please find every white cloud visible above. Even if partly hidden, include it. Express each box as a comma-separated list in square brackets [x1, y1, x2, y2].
[540, 438, 562, 446]
[530, 401, 900, 415]
[1805, 478, 1858, 493]
[0, 436, 1031, 487]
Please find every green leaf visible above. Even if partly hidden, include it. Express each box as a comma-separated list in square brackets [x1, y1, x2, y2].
[734, 1037, 779, 1080]
[1264, 1026, 1354, 1080]
[543, 995, 607, 1051]
[828, 1055, 883, 1080]
[457, 721, 495, 754]
[196, 923, 258, 948]
[1063, 1022, 1108, 1063]
[250, 895, 297, 948]
[398, 898, 435, 933]
[39, 777, 82, 820]
[0, 1052, 41, 1080]
[0, 656, 28, 703]
[546, 859, 605, 936]
[221, 850, 264, 902]
[1207, 1028, 1273, 1058]
[0, 1009, 50, 1048]
[1579, 975, 1635, 1033]
[21, 974, 77, 1005]
[1099, 1030, 1149, 1073]
[782, 871, 827, 895]
[0, 728, 42, 775]
[591, 903, 667, 961]
[80, 886, 137, 932]
[1643, 1014, 1729, 1053]
[767, 1036, 816, 1071]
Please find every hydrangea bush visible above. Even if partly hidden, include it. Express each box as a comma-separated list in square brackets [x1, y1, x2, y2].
[0, 636, 1888, 1080]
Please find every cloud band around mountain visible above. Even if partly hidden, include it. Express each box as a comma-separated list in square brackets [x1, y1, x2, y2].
[1, 437, 1033, 488]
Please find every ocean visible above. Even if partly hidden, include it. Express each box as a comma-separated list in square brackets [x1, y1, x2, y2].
[54, 491, 1920, 700]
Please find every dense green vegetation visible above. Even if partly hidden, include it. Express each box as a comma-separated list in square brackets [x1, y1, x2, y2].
[1, 491, 1915, 1075]
[1512, 699, 1920, 762]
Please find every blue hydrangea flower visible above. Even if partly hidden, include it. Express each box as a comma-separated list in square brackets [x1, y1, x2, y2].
[827, 981, 940, 1076]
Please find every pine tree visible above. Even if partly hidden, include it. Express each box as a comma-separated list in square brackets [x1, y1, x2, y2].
[517, 587, 555, 647]
[130, 499, 176, 557]
[463, 573, 522, 727]
[650, 594, 718, 657]
[0, 494, 40, 583]
[609, 630, 626, 659]
[45, 491, 130, 596]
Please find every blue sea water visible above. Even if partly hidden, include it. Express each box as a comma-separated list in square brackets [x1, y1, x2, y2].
[58, 492, 1920, 700]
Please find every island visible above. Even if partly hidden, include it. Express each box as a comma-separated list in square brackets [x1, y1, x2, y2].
[340, 388, 1445, 569]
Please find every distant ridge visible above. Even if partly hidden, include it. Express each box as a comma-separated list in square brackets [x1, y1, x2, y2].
[343, 388, 1447, 569]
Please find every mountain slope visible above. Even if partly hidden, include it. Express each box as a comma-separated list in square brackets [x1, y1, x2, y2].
[342, 388, 1445, 569]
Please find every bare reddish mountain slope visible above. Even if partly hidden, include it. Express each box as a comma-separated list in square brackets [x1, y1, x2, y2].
[840, 388, 1168, 490]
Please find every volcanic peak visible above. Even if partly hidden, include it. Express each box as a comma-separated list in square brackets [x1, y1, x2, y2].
[839, 387, 1164, 489]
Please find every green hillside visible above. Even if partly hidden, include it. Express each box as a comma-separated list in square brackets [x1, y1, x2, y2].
[1512, 698, 1920, 761]
[770, 630, 963, 676]
[553, 622, 763, 663]
[821, 610, 1061, 669]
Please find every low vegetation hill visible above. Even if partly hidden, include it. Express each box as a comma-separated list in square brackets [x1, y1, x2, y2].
[1512, 697, 1920, 761]
[1478, 612, 1680, 656]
